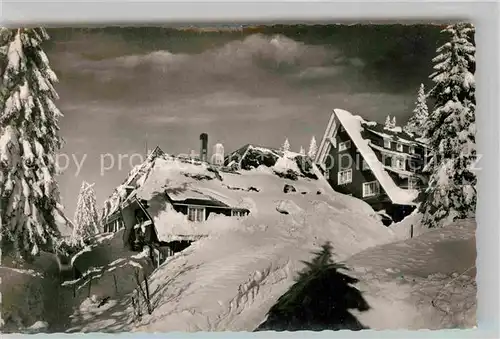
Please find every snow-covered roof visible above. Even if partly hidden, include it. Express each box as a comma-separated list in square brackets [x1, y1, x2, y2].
[362, 121, 429, 148]
[225, 144, 283, 167]
[333, 109, 418, 206]
[101, 146, 167, 221]
[368, 141, 419, 159]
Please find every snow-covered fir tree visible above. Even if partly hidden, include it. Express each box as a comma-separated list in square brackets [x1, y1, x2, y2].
[391, 116, 396, 128]
[307, 136, 317, 159]
[0, 28, 65, 261]
[419, 23, 476, 227]
[299, 146, 305, 156]
[282, 138, 290, 153]
[71, 181, 99, 246]
[384, 115, 392, 129]
[404, 83, 429, 136]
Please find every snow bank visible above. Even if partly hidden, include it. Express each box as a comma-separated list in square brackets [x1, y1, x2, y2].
[68, 230, 154, 302]
[154, 205, 239, 242]
[390, 210, 429, 240]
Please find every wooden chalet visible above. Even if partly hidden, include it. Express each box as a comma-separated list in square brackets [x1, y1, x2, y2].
[315, 108, 431, 224]
[100, 146, 250, 268]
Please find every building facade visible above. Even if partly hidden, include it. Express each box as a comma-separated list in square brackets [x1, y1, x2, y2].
[315, 109, 430, 224]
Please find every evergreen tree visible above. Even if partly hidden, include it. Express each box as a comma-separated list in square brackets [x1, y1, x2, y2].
[419, 23, 476, 227]
[71, 181, 100, 246]
[391, 116, 397, 128]
[404, 83, 429, 136]
[307, 136, 317, 159]
[299, 146, 305, 156]
[0, 28, 65, 261]
[255, 242, 370, 331]
[282, 138, 290, 153]
[384, 115, 392, 129]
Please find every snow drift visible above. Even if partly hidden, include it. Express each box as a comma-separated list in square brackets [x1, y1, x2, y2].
[347, 218, 476, 330]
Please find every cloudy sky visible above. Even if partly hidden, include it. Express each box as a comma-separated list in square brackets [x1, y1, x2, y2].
[44, 24, 445, 216]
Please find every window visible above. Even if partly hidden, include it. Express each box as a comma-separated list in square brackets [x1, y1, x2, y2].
[187, 207, 205, 222]
[231, 210, 247, 218]
[384, 138, 391, 148]
[363, 181, 380, 197]
[408, 177, 419, 190]
[338, 169, 352, 185]
[339, 140, 351, 152]
[362, 159, 370, 171]
[396, 143, 403, 152]
[409, 145, 415, 154]
[392, 156, 406, 170]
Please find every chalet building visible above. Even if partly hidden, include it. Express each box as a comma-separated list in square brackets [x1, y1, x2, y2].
[315, 109, 431, 224]
[101, 144, 250, 269]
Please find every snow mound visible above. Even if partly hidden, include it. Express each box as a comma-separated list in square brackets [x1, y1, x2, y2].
[25, 321, 49, 333]
[66, 230, 155, 304]
[276, 199, 303, 215]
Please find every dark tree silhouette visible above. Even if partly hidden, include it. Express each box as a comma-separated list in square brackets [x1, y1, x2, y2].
[255, 242, 370, 331]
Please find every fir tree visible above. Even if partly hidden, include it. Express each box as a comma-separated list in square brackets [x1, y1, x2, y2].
[0, 28, 66, 261]
[299, 146, 305, 156]
[282, 138, 290, 153]
[391, 116, 397, 128]
[255, 242, 370, 331]
[384, 115, 392, 129]
[307, 136, 317, 159]
[404, 83, 429, 136]
[71, 181, 100, 246]
[419, 23, 476, 227]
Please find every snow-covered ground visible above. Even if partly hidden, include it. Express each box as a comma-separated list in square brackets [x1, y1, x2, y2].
[65, 150, 397, 332]
[4, 149, 475, 333]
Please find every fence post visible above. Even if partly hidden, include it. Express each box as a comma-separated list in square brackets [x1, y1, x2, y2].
[113, 273, 118, 294]
[144, 274, 151, 314]
[410, 224, 414, 238]
[88, 278, 92, 298]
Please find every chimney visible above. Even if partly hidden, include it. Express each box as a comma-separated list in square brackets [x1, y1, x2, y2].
[200, 133, 208, 163]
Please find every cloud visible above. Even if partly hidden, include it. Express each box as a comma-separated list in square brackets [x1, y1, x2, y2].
[294, 66, 345, 79]
[349, 57, 366, 68]
[53, 34, 340, 89]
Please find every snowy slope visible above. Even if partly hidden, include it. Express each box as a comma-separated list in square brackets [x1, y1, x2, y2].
[66, 149, 396, 332]
[347, 218, 476, 330]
